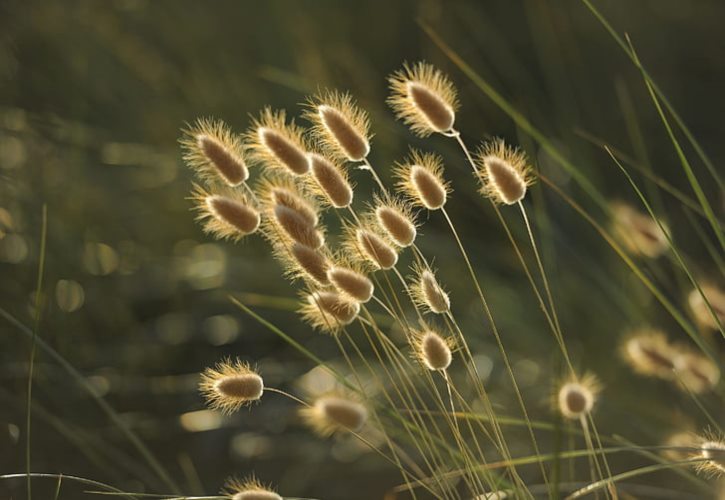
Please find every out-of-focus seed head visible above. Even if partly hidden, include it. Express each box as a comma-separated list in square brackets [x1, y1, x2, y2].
[306, 153, 354, 208]
[556, 374, 600, 420]
[476, 139, 533, 205]
[181, 118, 249, 186]
[674, 351, 720, 394]
[611, 201, 670, 258]
[394, 149, 450, 210]
[300, 290, 361, 333]
[199, 358, 263, 414]
[246, 108, 310, 175]
[688, 284, 725, 331]
[191, 184, 260, 241]
[300, 393, 368, 436]
[222, 476, 282, 500]
[305, 90, 371, 162]
[621, 328, 677, 380]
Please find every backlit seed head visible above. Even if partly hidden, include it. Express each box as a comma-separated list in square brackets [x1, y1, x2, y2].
[413, 329, 454, 371]
[272, 204, 324, 249]
[306, 153, 354, 208]
[256, 175, 319, 227]
[373, 196, 418, 247]
[300, 290, 360, 333]
[675, 352, 720, 394]
[697, 439, 725, 477]
[246, 108, 309, 175]
[387, 61, 459, 137]
[327, 264, 374, 303]
[222, 476, 282, 500]
[556, 374, 600, 420]
[199, 358, 263, 414]
[343, 224, 398, 271]
[181, 118, 249, 186]
[688, 284, 725, 330]
[300, 393, 368, 436]
[476, 139, 534, 205]
[191, 184, 260, 241]
[305, 90, 371, 162]
[611, 201, 669, 258]
[411, 266, 450, 314]
[621, 329, 677, 380]
[395, 149, 450, 210]
[274, 241, 330, 286]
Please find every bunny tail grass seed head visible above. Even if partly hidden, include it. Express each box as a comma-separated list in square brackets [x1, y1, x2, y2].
[327, 262, 374, 303]
[274, 241, 330, 286]
[200, 359, 263, 414]
[556, 374, 600, 420]
[305, 90, 371, 162]
[181, 118, 249, 186]
[621, 329, 677, 380]
[257, 175, 319, 227]
[395, 149, 449, 210]
[301, 393, 368, 436]
[307, 153, 354, 208]
[192, 185, 260, 241]
[411, 265, 450, 314]
[476, 139, 533, 205]
[373, 196, 417, 247]
[301, 291, 360, 332]
[271, 204, 324, 249]
[697, 438, 725, 477]
[247, 107, 310, 175]
[688, 283, 725, 330]
[675, 351, 720, 394]
[414, 329, 454, 371]
[610, 201, 669, 258]
[223, 476, 282, 500]
[388, 61, 459, 136]
[344, 225, 398, 270]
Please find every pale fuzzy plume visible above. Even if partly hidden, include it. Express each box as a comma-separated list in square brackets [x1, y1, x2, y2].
[306, 153, 354, 208]
[272, 204, 325, 249]
[476, 138, 533, 205]
[273, 241, 331, 286]
[411, 265, 450, 314]
[688, 283, 725, 330]
[300, 393, 368, 436]
[621, 328, 677, 380]
[256, 175, 320, 227]
[394, 149, 450, 210]
[222, 476, 282, 500]
[413, 329, 454, 371]
[199, 358, 264, 414]
[556, 374, 600, 420]
[191, 184, 260, 241]
[246, 107, 310, 175]
[301, 290, 360, 333]
[387, 61, 459, 137]
[373, 196, 418, 247]
[697, 438, 725, 477]
[674, 351, 720, 394]
[610, 201, 670, 258]
[473, 492, 509, 500]
[304, 90, 371, 162]
[342, 222, 399, 271]
[327, 263, 375, 303]
[181, 118, 249, 186]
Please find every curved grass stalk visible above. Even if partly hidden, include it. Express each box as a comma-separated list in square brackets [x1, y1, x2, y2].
[0, 473, 137, 500]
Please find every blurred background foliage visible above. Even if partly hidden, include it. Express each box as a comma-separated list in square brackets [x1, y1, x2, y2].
[0, 0, 723, 498]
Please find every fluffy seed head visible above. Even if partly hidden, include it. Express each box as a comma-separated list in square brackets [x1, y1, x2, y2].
[675, 352, 720, 394]
[476, 139, 533, 205]
[256, 176, 319, 227]
[698, 439, 725, 477]
[274, 242, 330, 286]
[621, 329, 677, 379]
[199, 359, 263, 414]
[474, 493, 509, 500]
[388, 61, 459, 137]
[327, 265, 374, 303]
[611, 201, 669, 258]
[192, 185, 260, 241]
[307, 153, 353, 208]
[557, 374, 600, 420]
[374, 198, 417, 247]
[395, 149, 449, 210]
[305, 90, 371, 162]
[301, 394, 368, 436]
[411, 266, 450, 314]
[415, 330, 453, 371]
[688, 284, 725, 330]
[181, 118, 249, 186]
[301, 291, 360, 333]
[353, 228, 398, 270]
[222, 476, 282, 500]
[272, 204, 324, 249]
[246, 108, 309, 175]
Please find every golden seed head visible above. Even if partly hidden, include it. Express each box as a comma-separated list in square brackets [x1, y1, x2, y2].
[416, 330, 453, 371]
[301, 291, 360, 333]
[621, 329, 677, 379]
[475, 139, 533, 205]
[611, 201, 669, 258]
[698, 440, 725, 477]
[388, 61, 459, 137]
[354, 228, 398, 270]
[395, 149, 449, 210]
[300, 394, 368, 436]
[327, 265, 374, 303]
[272, 204, 324, 249]
[223, 477, 282, 500]
[688, 284, 725, 330]
[246, 108, 309, 175]
[557, 374, 600, 420]
[411, 267, 450, 314]
[191, 185, 260, 241]
[307, 153, 354, 208]
[181, 118, 249, 186]
[674, 352, 720, 394]
[305, 90, 371, 162]
[374, 198, 417, 247]
[274, 242, 330, 286]
[199, 359, 263, 414]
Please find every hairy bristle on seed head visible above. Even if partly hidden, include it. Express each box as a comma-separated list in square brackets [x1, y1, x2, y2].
[304, 90, 371, 162]
[301, 291, 360, 333]
[697, 439, 725, 477]
[621, 329, 677, 380]
[274, 242, 330, 285]
[192, 185, 260, 242]
[411, 267, 450, 314]
[395, 149, 449, 210]
[387, 61, 459, 137]
[327, 265, 374, 303]
[688, 284, 725, 330]
[246, 108, 309, 175]
[374, 199, 417, 247]
[199, 359, 263, 414]
[223, 476, 282, 500]
[416, 330, 453, 371]
[307, 153, 353, 208]
[354, 228, 398, 270]
[557, 374, 599, 420]
[181, 118, 249, 186]
[610, 201, 669, 258]
[475, 139, 533, 205]
[273, 204, 324, 249]
[300, 394, 368, 436]
[674, 351, 720, 394]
